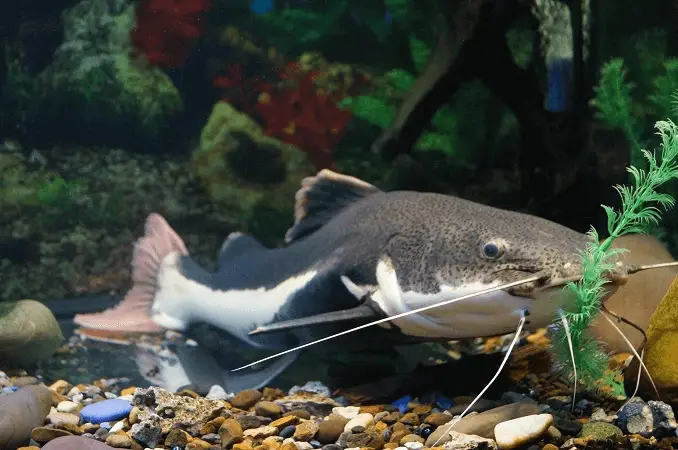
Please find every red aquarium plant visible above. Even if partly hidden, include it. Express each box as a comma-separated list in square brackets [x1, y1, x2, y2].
[214, 61, 353, 170]
[131, 0, 212, 68]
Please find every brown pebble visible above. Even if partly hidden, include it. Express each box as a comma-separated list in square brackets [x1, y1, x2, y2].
[165, 428, 192, 448]
[345, 431, 384, 449]
[17, 447, 40, 450]
[220, 418, 245, 449]
[399, 413, 420, 426]
[231, 389, 264, 409]
[201, 416, 227, 435]
[542, 444, 559, 450]
[424, 413, 453, 427]
[262, 387, 285, 400]
[412, 405, 432, 415]
[294, 420, 320, 441]
[233, 442, 254, 450]
[316, 419, 346, 444]
[270, 415, 299, 430]
[31, 427, 73, 443]
[360, 405, 384, 415]
[400, 434, 425, 445]
[381, 412, 400, 424]
[255, 401, 282, 418]
[280, 442, 298, 450]
[177, 389, 200, 399]
[283, 409, 311, 420]
[389, 429, 409, 444]
[383, 444, 399, 450]
[261, 436, 282, 450]
[56, 422, 83, 436]
[374, 421, 388, 433]
[120, 387, 137, 396]
[106, 433, 134, 448]
[188, 439, 215, 450]
[48, 380, 70, 395]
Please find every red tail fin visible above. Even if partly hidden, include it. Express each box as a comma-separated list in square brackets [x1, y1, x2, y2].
[73, 213, 189, 333]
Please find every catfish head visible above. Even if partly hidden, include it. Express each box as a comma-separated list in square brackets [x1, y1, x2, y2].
[369, 194, 629, 340]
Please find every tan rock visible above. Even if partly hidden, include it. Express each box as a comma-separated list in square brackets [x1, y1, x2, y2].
[294, 420, 320, 441]
[494, 414, 553, 450]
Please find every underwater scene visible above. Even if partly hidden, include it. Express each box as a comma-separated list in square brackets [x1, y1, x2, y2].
[3, 0, 678, 448]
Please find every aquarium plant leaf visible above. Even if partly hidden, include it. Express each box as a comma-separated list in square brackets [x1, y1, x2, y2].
[383, 69, 417, 92]
[649, 60, 678, 121]
[384, 0, 412, 25]
[339, 96, 396, 129]
[552, 118, 678, 390]
[409, 34, 432, 73]
[590, 58, 644, 160]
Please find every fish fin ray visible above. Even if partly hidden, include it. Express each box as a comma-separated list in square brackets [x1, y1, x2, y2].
[73, 213, 187, 333]
[285, 169, 382, 244]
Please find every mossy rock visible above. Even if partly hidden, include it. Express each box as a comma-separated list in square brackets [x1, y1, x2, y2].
[192, 102, 316, 245]
[578, 422, 623, 440]
[0, 299, 64, 367]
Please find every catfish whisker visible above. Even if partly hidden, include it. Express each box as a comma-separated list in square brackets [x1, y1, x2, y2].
[557, 308, 577, 412]
[601, 311, 660, 402]
[601, 305, 649, 405]
[430, 310, 528, 447]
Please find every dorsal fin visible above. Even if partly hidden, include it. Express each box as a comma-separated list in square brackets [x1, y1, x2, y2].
[285, 169, 382, 244]
[218, 232, 267, 267]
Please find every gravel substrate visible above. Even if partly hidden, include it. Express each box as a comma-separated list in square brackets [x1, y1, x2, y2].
[2, 366, 678, 450]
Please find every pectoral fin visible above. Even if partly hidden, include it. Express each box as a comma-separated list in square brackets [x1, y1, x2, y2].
[248, 304, 380, 336]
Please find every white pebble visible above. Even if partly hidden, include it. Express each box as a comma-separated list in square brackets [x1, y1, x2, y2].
[344, 413, 374, 432]
[404, 443, 423, 450]
[110, 420, 125, 433]
[395, 447, 408, 450]
[333, 406, 360, 419]
[104, 392, 118, 399]
[67, 387, 81, 398]
[206, 384, 229, 400]
[56, 400, 79, 413]
[494, 414, 553, 450]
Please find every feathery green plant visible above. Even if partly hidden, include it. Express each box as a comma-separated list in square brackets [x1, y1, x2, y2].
[551, 118, 678, 390]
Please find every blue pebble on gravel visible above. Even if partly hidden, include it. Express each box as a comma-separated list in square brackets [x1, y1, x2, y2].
[392, 395, 411, 414]
[2, 387, 19, 394]
[80, 398, 133, 424]
[435, 395, 453, 410]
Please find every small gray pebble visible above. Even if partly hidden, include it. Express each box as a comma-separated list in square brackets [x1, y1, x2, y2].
[310, 440, 322, 448]
[201, 433, 220, 443]
[321, 445, 342, 450]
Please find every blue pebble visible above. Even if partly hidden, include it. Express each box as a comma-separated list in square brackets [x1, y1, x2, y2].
[80, 398, 133, 424]
[3, 387, 19, 394]
[310, 440, 322, 448]
[392, 395, 411, 414]
[435, 395, 453, 410]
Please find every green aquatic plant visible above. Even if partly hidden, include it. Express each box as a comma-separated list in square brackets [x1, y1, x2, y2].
[551, 118, 678, 391]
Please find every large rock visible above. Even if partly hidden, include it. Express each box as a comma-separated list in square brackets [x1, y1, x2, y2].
[192, 101, 316, 244]
[0, 299, 63, 367]
[590, 234, 678, 353]
[0, 384, 55, 449]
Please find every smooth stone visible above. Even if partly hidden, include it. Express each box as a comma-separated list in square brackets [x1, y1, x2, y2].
[42, 435, 117, 449]
[344, 413, 373, 432]
[105, 433, 134, 448]
[48, 411, 81, 426]
[31, 427, 74, 444]
[0, 300, 64, 366]
[255, 401, 283, 418]
[316, 420, 346, 444]
[206, 385, 230, 401]
[425, 403, 541, 446]
[279, 425, 296, 439]
[80, 399, 133, 424]
[0, 385, 55, 448]
[494, 414, 553, 450]
[57, 401, 80, 413]
[448, 399, 496, 415]
[230, 389, 263, 409]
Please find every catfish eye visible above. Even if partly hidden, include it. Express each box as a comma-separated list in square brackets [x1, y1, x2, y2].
[482, 242, 504, 259]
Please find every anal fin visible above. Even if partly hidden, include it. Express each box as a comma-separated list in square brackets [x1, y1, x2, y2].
[285, 170, 382, 244]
